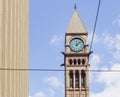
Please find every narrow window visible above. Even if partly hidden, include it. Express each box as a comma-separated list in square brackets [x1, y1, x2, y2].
[75, 70, 79, 88]
[78, 59, 81, 65]
[81, 70, 86, 88]
[74, 59, 76, 65]
[82, 59, 85, 65]
[69, 59, 72, 65]
[69, 70, 73, 88]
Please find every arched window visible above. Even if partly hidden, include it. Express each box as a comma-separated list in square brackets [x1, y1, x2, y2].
[69, 59, 72, 65]
[69, 70, 73, 88]
[78, 59, 81, 65]
[81, 70, 86, 88]
[82, 59, 85, 65]
[74, 59, 76, 65]
[75, 70, 79, 88]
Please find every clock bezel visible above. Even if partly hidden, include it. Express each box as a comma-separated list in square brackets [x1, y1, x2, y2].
[69, 38, 84, 52]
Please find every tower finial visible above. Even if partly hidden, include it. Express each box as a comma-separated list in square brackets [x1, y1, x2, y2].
[74, 3, 77, 10]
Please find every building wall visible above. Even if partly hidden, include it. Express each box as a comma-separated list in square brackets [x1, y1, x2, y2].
[0, 0, 29, 97]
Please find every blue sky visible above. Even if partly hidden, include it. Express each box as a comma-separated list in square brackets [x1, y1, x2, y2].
[29, 1, 120, 97]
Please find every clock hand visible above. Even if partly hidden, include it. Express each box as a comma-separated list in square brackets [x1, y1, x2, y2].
[76, 41, 80, 46]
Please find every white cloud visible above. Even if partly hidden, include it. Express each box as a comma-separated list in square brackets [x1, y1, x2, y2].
[91, 86, 120, 97]
[103, 33, 120, 61]
[30, 89, 55, 97]
[88, 32, 99, 44]
[34, 91, 46, 97]
[89, 31, 120, 97]
[88, 31, 120, 51]
[112, 34, 120, 60]
[89, 54, 101, 82]
[112, 15, 120, 27]
[50, 35, 63, 46]
[101, 32, 114, 49]
[97, 64, 120, 85]
[90, 54, 101, 70]
[44, 76, 63, 88]
[92, 32, 120, 61]
[30, 76, 64, 97]
[114, 34, 120, 50]
[113, 50, 120, 61]
[48, 89, 55, 97]
[102, 33, 120, 50]
[91, 63, 120, 97]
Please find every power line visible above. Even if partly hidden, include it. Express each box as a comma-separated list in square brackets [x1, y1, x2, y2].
[0, 68, 63, 71]
[0, 68, 120, 72]
[89, 0, 101, 52]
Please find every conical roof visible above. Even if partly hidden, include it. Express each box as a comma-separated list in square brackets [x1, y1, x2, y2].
[66, 10, 87, 34]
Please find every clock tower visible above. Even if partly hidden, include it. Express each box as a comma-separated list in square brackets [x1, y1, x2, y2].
[62, 7, 90, 97]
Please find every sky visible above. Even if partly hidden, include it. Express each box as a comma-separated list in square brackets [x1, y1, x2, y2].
[29, 0, 120, 97]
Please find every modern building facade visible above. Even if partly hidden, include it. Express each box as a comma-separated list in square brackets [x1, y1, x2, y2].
[62, 7, 90, 97]
[0, 0, 29, 97]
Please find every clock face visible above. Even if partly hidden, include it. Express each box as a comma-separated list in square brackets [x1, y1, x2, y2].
[70, 38, 84, 52]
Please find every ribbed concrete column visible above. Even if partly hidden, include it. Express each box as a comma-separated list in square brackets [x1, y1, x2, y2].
[0, 0, 2, 96]
[0, 0, 29, 97]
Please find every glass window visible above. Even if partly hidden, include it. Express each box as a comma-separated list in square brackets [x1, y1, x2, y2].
[75, 70, 79, 88]
[69, 70, 73, 88]
[81, 70, 86, 88]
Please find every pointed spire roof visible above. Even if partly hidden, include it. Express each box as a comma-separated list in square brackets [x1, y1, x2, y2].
[66, 9, 87, 34]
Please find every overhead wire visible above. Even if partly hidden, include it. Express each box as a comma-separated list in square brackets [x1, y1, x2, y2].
[0, 68, 120, 72]
[89, 0, 101, 52]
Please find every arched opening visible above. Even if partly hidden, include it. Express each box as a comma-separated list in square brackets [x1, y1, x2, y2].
[78, 59, 81, 65]
[74, 59, 76, 65]
[81, 70, 86, 88]
[69, 59, 72, 65]
[82, 59, 85, 65]
[69, 70, 73, 88]
[75, 70, 79, 88]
